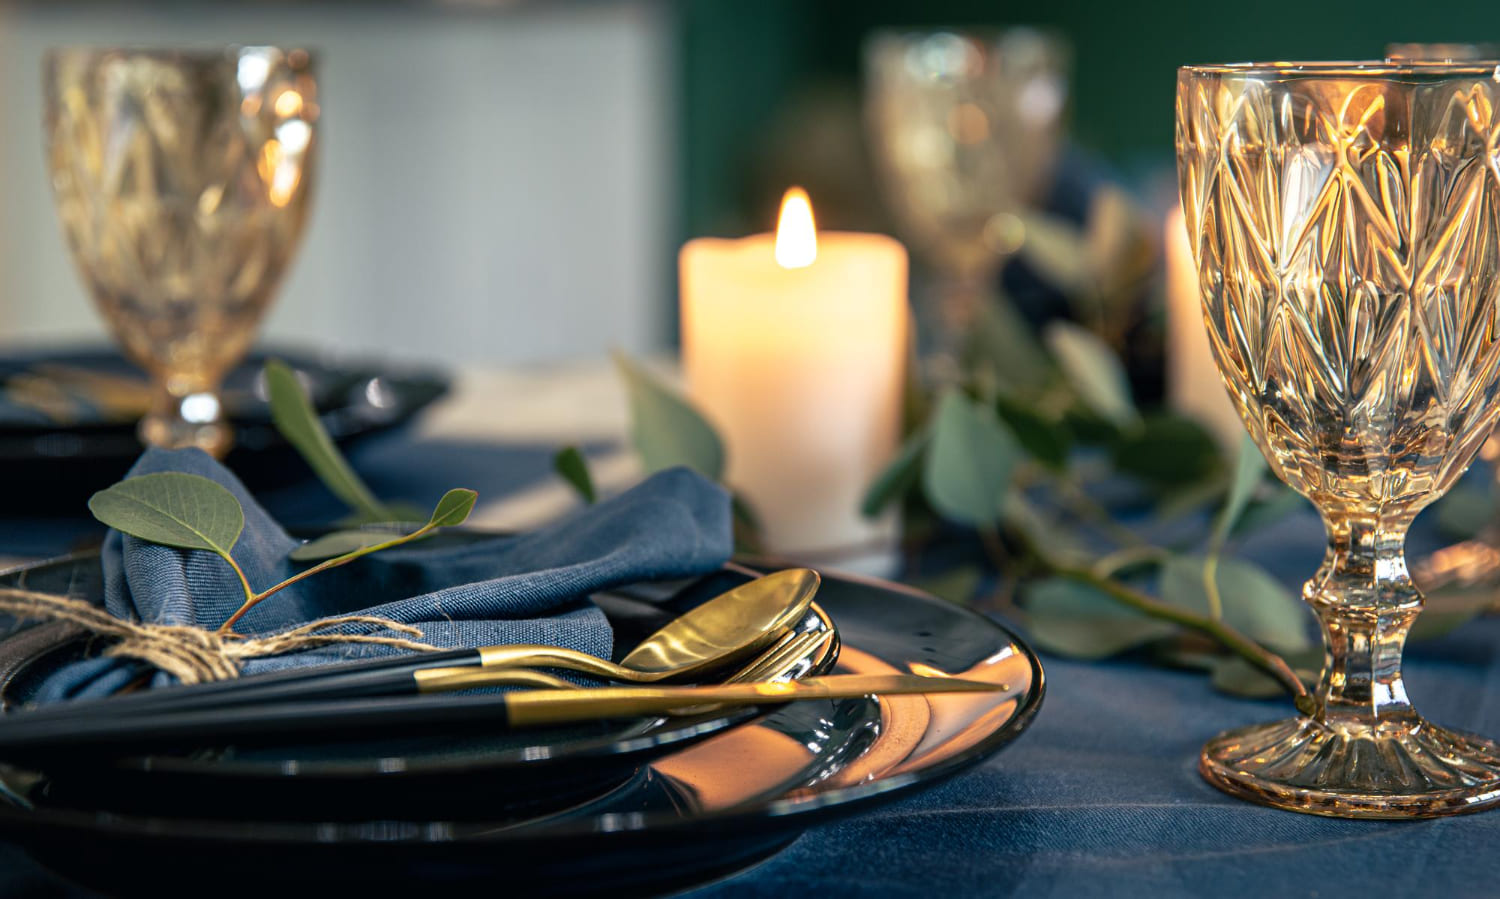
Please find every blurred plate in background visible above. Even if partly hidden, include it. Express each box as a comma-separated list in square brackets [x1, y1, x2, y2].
[0, 346, 449, 512]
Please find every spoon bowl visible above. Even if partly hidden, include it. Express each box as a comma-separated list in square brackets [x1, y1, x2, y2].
[475, 568, 821, 684]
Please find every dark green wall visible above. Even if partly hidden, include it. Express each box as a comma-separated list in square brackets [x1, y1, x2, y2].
[677, 0, 1500, 239]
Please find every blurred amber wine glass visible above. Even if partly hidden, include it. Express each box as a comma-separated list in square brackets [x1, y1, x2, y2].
[44, 47, 318, 456]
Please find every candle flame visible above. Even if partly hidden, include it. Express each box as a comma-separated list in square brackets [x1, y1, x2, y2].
[774, 187, 817, 269]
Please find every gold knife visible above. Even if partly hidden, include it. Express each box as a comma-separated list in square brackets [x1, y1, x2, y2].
[410, 672, 1006, 728]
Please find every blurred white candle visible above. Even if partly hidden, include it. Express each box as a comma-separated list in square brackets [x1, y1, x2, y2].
[1166, 204, 1244, 449]
[680, 188, 908, 554]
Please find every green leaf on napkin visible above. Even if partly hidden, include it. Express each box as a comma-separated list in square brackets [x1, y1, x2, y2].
[1160, 554, 1312, 651]
[288, 488, 475, 561]
[88, 472, 244, 556]
[428, 488, 478, 527]
[922, 390, 1020, 526]
[553, 446, 597, 504]
[1044, 321, 1139, 430]
[1022, 576, 1177, 658]
[289, 527, 410, 562]
[862, 427, 930, 518]
[265, 359, 388, 522]
[613, 350, 725, 480]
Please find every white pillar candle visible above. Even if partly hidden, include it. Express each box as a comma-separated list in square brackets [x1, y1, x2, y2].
[1165, 204, 1244, 450]
[680, 188, 909, 555]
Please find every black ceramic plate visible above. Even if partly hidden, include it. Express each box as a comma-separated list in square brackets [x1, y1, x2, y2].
[0, 565, 1044, 898]
[0, 557, 837, 820]
[0, 346, 449, 510]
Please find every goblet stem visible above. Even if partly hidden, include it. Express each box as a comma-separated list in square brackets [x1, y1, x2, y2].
[916, 267, 995, 387]
[139, 379, 232, 460]
[1304, 513, 1420, 728]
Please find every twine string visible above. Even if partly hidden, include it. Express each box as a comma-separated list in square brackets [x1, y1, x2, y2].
[0, 587, 439, 685]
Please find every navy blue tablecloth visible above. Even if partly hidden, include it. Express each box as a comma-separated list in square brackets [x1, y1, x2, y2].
[4, 430, 1500, 897]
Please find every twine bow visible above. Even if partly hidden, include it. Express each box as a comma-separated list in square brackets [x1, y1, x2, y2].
[0, 587, 439, 685]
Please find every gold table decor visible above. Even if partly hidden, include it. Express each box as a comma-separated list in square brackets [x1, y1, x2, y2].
[1178, 61, 1500, 817]
[44, 46, 318, 457]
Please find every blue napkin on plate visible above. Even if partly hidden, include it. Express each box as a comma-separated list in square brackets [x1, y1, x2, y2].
[34, 447, 733, 701]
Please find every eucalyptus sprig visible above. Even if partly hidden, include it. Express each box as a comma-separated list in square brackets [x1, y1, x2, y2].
[89, 475, 476, 633]
[263, 359, 425, 524]
[588, 295, 1496, 701]
[85, 358, 481, 634]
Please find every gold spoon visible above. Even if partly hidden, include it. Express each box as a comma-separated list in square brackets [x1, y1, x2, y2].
[473, 602, 836, 693]
[469, 568, 821, 683]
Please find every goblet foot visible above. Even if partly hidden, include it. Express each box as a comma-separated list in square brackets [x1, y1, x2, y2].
[1200, 716, 1500, 818]
[139, 391, 233, 459]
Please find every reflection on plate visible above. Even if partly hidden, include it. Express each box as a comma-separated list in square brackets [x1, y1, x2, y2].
[0, 346, 449, 511]
[0, 564, 1044, 897]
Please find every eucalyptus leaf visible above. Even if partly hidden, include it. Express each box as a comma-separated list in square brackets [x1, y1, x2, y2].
[1210, 649, 1321, 699]
[995, 396, 1070, 470]
[265, 359, 386, 520]
[293, 489, 476, 562]
[1109, 414, 1219, 487]
[862, 428, 930, 517]
[613, 351, 725, 480]
[1432, 480, 1495, 540]
[914, 565, 983, 605]
[553, 446, 597, 504]
[1411, 586, 1496, 641]
[290, 527, 410, 561]
[1231, 484, 1304, 538]
[1022, 577, 1177, 659]
[428, 488, 478, 528]
[965, 294, 1053, 393]
[921, 390, 1020, 526]
[1160, 554, 1312, 651]
[1211, 436, 1267, 550]
[1017, 214, 1093, 296]
[1002, 491, 1093, 567]
[88, 472, 244, 556]
[1044, 321, 1139, 429]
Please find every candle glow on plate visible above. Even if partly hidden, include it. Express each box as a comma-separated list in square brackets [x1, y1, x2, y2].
[680, 188, 909, 556]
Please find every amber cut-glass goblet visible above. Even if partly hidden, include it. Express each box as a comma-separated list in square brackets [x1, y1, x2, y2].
[45, 47, 318, 457]
[1178, 61, 1500, 817]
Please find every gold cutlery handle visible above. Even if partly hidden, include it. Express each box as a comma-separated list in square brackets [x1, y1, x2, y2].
[473, 644, 639, 681]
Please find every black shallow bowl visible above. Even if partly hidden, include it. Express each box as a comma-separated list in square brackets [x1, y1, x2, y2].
[0, 564, 1044, 898]
[0, 346, 449, 512]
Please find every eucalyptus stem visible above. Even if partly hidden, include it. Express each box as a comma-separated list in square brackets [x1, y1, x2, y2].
[1055, 477, 1152, 549]
[1006, 523, 1310, 706]
[218, 551, 257, 610]
[216, 522, 442, 634]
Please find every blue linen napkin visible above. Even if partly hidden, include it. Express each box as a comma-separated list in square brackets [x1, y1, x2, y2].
[34, 447, 733, 701]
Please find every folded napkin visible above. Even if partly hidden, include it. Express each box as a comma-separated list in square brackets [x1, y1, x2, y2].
[33, 447, 733, 702]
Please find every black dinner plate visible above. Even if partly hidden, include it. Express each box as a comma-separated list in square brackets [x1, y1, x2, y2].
[0, 345, 449, 511]
[0, 563, 1044, 898]
[0, 557, 837, 821]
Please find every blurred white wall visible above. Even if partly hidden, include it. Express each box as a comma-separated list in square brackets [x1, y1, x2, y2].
[0, 2, 673, 365]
